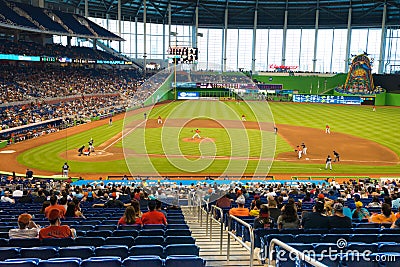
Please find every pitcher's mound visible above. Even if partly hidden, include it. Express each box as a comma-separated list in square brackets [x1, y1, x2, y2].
[182, 137, 215, 143]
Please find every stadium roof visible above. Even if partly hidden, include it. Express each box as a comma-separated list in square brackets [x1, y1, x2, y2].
[44, 0, 400, 29]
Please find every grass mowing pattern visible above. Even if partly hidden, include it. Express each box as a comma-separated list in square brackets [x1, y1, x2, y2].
[17, 101, 400, 175]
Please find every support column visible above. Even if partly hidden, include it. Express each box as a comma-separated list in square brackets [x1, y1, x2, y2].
[312, 3, 319, 72]
[85, 0, 89, 17]
[251, 2, 258, 73]
[194, 4, 199, 48]
[93, 39, 97, 50]
[168, 3, 172, 48]
[378, 2, 387, 74]
[135, 17, 138, 58]
[344, 6, 352, 72]
[281, 8, 288, 66]
[38, 0, 44, 8]
[162, 20, 166, 61]
[223, 4, 228, 71]
[143, 0, 147, 76]
[118, 0, 122, 52]
[67, 36, 72, 48]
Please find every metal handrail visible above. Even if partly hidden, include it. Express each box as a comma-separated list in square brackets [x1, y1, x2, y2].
[269, 238, 328, 267]
[210, 205, 224, 254]
[227, 214, 255, 267]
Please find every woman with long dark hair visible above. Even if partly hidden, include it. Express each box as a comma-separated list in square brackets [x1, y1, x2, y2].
[118, 206, 142, 226]
[277, 204, 300, 229]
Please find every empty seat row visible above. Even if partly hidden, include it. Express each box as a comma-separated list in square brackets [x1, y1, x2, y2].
[0, 236, 195, 248]
[0, 244, 200, 260]
[0, 255, 205, 267]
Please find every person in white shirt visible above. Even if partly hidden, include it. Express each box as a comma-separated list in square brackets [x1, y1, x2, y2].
[1, 191, 15, 204]
[9, 213, 40, 239]
[12, 186, 23, 197]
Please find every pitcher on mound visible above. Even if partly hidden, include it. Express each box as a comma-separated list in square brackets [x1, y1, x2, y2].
[192, 129, 201, 139]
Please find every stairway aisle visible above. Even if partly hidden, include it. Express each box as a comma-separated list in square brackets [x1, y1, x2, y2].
[182, 206, 264, 267]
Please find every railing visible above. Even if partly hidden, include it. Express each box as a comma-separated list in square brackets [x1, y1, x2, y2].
[269, 238, 328, 267]
[210, 205, 224, 254]
[227, 214, 255, 267]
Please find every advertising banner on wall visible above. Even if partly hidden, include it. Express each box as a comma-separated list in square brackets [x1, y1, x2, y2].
[177, 91, 200, 99]
[293, 95, 361, 105]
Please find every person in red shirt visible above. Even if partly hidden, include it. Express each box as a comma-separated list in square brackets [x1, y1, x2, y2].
[44, 195, 66, 219]
[39, 209, 75, 240]
[118, 206, 142, 226]
[141, 200, 167, 225]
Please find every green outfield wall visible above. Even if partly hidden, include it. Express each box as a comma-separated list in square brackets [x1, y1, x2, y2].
[385, 93, 400, 106]
[144, 72, 174, 106]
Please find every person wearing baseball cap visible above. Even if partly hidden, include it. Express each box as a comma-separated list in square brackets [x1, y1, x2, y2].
[39, 209, 76, 240]
[328, 202, 352, 229]
[351, 201, 370, 221]
[9, 213, 40, 239]
[229, 195, 249, 216]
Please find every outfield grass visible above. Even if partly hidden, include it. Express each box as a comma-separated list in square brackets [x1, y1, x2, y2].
[18, 101, 400, 175]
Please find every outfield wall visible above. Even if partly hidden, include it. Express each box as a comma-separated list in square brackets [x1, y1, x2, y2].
[385, 93, 400, 106]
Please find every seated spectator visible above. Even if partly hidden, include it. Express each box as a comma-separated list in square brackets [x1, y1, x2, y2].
[301, 201, 329, 229]
[39, 201, 51, 214]
[12, 185, 23, 197]
[0, 191, 15, 204]
[351, 201, 370, 221]
[216, 194, 232, 208]
[229, 196, 249, 217]
[370, 203, 397, 224]
[156, 200, 167, 218]
[277, 204, 300, 230]
[130, 198, 142, 218]
[141, 200, 167, 225]
[328, 202, 352, 229]
[65, 201, 85, 218]
[367, 195, 381, 208]
[9, 213, 40, 239]
[83, 187, 97, 202]
[391, 217, 400, 229]
[267, 196, 281, 222]
[118, 206, 142, 226]
[39, 209, 76, 240]
[392, 193, 400, 209]
[18, 190, 33, 204]
[44, 195, 66, 219]
[302, 192, 314, 203]
[250, 199, 262, 217]
[253, 205, 274, 229]
[33, 190, 46, 203]
[92, 194, 125, 208]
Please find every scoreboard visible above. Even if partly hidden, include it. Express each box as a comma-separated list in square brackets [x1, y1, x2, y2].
[293, 95, 361, 105]
[168, 46, 198, 64]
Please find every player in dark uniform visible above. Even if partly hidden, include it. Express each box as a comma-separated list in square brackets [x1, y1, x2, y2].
[333, 151, 340, 162]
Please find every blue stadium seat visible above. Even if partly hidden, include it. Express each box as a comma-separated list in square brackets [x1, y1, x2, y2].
[321, 234, 350, 243]
[329, 228, 352, 234]
[70, 225, 95, 232]
[113, 230, 139, 237]
[37, 258, 81, 267]
[95, 245, 129, 259]
[143, 225, 165, 230]
[0, 247, 20, 260]
[378, 234, 400, 243]
[164, 244, 199, 257]
[352, 228, 380, 235]
[0, 239, 8, 247]
[139, 230, 165, 236]
[81, 256, 121, 267]
[105, 236, 135, 247]
[58, 246, 95, 259]
[340, 253, 379, 267]
[165, 256, 205, 267]
[20, 247, 58, 260]
[164, 236, 195, 245]
[86, 230, 113, 238]
[75, 237, 105, 246]
[349, 234, 377, 243]
[41, 238, 74, 247]
[372, 252, 400, 267]
[279, 229, 304, 235]
[165, 229, 191, 236]
[167, 224, 189, 230]
[123, 256, 163, 267]
[378, 243, 400, 253]
[129, 245, 164, 258]
[96, 225, 117, 231]
[313, 243, 340, 254]
[0, 259, 38, 267]
[9, 238, 41, 248]
[293, 234, 321, 243]
[135, 236, 164, 246]
[119, 225, 141, 231]
[347, 243, 378, 253]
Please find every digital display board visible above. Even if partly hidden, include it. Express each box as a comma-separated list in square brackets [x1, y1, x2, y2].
[257, 84, 283, 90]
[168, 47, 198, 64]
[293, 95, 361, 105]
[177, 91, 200, 99]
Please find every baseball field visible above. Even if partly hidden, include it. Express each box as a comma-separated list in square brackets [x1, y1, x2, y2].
[1, 100, 399, 178]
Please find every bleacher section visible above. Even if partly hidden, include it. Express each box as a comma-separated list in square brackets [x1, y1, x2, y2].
[0, 0, 121, 40]
[0, 202, 205, 267]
